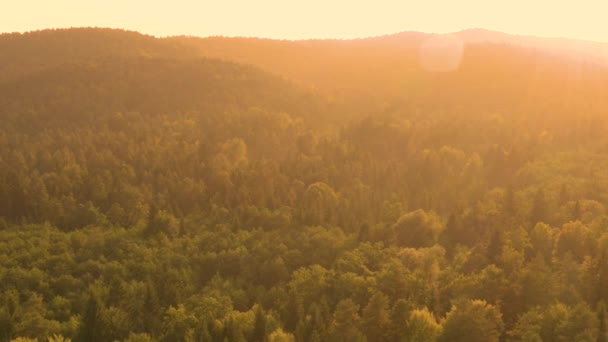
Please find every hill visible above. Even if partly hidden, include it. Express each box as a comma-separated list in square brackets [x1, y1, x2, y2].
[457, 28, 608, 64]
[2, 28, 608, 341]
[170, 30, 608, 118]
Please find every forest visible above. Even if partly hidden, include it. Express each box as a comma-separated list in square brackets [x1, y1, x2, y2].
[1, 27, 608, 341]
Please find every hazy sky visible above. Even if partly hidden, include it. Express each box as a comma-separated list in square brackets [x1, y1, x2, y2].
[3, 0, 608, 42]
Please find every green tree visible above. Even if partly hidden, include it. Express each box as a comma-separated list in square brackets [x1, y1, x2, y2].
[251, 305, 267, 342]
[388, 299, 412, 341]
[529, 222, 555, 263]
[160, 305, 197, 342]
[393, 209, 443, 248]
[406, 307, 442, 342]
[268, 328, 295, 342]
[598, 302, 607, 342]
[141, 281, 162, 335]
[438, 299, 504, 342]
[303, 182, 339, 225]
[530, 188, 548, 224]
[77, 294, 103, 342]
[507, 307, 543, 341]
[555, 221, 592, 261]
[328, 299, 366, 342]
[361, 292, 391, 342]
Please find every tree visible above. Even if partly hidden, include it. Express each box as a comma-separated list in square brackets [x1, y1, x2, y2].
[13, 293, 61, 341]
[223, 316, 247, 342]
[572, 200, 582, 221]
[160, 305, 197, 342]
[145, 209, 180, 237]
[362, 292, 391, 341]
[77, 293, 103, 342]
[555, 221, 592, 261]
[441, 212, 463, 253]
[503, 187, 516, 219]
[296, 301, 330, 342]
[288, 265, 331, 315]
[530, 188, 548, 224]
[377, 259, 409, 301]
[406, 307, 442, 342]
[486, 228, 503, 264]
[557, 303, 598, 342]
[529, 222, 555, 263]
[520, 255, 556, 309]
[394, 209, 443, 248]
[303, 182, 339, 225]
[142, 281, 161, 335]
[48, 335, 72, 342]
[388, 299, 412, 341]
[122, 332, 154, 342]
[328, 299, 366, 342]
[219, 138, 248, 169]
[598, 302, 607, 342]
[251, 305, 267, 342]
[438, 299, 504, 342]
[101, 307, 130, 342]
[510, 303, 599, 342]
[507, 307, 543, 341]
[269, 328, 295, 342]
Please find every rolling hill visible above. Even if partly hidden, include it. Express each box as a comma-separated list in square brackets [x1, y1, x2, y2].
[2, 27, 608, 342]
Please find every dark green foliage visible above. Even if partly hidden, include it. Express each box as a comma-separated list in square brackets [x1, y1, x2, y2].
[78, 293, 103, 342]
[361, 292, 390, 341]
[328, 299, 366, 342]
[438, 299, 504, 342]
[251, 305, 267, 342]
[598, 302, 607, 342]
[393, 209, 443, 248]
[142, 281, 161, 335]
[530, 188, 549, 224]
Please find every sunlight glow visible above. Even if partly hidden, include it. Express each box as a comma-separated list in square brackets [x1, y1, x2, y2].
[419, 34, 465, 72]
[1, 0, 608, 41]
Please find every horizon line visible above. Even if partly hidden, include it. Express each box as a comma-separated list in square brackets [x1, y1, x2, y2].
[2, 26, 608, 44]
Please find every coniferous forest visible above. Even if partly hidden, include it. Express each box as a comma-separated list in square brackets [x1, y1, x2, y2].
[2, 28, 608, 341]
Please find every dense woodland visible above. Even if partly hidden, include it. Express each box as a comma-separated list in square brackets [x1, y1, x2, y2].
[2, 28, 608, 341]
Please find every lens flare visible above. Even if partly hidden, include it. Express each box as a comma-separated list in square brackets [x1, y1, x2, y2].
[419, 34, 464, 72]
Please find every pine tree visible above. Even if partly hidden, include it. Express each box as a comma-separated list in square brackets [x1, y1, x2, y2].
[598, 302, 607, 342]
[572, 200, 582, 221]
[504, 187, 516, 220]
[328, 299, 366, 342]
[389, 299, 411, 341]
[143, 281, 161, 335]
[77, 293, 103, 342]
[251, 305, 267, 342]
[530, 188, 548, 224]
[486, 228, 503, 264]
[362, 292, 391, 341]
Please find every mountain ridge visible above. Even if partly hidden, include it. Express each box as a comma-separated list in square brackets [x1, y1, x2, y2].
[3, 27, 608, 122]
[455, 28, 608, 64]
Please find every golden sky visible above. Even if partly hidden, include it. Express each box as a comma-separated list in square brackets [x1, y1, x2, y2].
[3, 0, 608, 42]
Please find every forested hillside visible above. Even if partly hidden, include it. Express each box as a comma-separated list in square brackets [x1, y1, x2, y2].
[171, 30, 608, 115]
[2, 28, 608, 341]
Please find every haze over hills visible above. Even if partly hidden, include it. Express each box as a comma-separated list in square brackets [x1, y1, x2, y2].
[457, 28, 608, 64]
[4, 27, 606, 122]
[171, 27, 608, 120]
[2, 27, 608, 341]
[3, 27, 608, 126]
[169, 27, 608, 85]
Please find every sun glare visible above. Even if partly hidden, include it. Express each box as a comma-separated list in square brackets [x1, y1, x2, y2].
[1, 0, 608, 42]
[419, 34, 465, 72]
